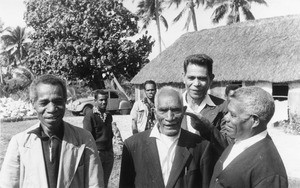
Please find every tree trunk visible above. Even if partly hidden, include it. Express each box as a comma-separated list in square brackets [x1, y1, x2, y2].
[189, 0, 198, 31]
[155, 0, 162, 53]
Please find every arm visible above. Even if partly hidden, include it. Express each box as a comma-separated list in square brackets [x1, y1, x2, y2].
[254, 175, 288, 188]
[83, 109, 93, 133]
[119, 141, 136, 188]
[130, 102, 139, 134]
[0, 136, 21, 188]
[186, 112, 234, 153]
[84, 132, 105, 188]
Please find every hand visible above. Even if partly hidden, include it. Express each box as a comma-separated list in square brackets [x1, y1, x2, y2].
[185, 112, 211, 131]
[222, 123, 236, 139]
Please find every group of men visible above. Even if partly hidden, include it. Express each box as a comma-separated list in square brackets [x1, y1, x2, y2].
[0, 53, 288, 188]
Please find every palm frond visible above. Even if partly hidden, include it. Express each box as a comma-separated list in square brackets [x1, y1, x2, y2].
[241, 6, 255, 20]
[173, 5, 188, 23]
[211, 3, 228, 24]
[168, 0, 182, 8]
[160, 15, 169, 31]
[249, 0, 267, 6]
[206, 0, 228, 9]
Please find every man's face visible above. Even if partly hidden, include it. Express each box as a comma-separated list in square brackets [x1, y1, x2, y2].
[224, 98, 253, 141]
[33, 83, 66, 130]
[184, 64, 213, 100]
[144, 83, 156, 100]
[155, 92, 184, 136]
[95, 94, 108, 111]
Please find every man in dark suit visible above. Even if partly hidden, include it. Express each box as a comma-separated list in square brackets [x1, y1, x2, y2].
[119, 86, 214, 188]
[209, 86, 288, 188]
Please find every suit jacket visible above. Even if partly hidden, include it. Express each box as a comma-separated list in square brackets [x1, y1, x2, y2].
[209, 135, 288, 188]
[119, 128, 217, 188]
[0, 122, 104, 188]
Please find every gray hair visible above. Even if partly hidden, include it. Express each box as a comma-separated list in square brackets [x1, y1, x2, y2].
[154, 86, 183, 108]
[30, 74, 67, 102]
[231, 86, 275, 126]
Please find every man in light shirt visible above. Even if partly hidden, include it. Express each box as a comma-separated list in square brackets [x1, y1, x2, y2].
[119, 86, 213, 188]
[209, 86, 288, 188]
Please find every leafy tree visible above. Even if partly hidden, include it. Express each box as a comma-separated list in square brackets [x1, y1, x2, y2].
[207, 0, 267, 25]
[1, 26, 31, 66]
[170, 0, 205, 31]
[136, 0, 168, 53]
[24, 0, 154, 89]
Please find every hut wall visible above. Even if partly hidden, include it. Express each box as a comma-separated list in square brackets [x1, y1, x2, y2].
[255, 82, 272, 94]
[288, 83, 300, 122]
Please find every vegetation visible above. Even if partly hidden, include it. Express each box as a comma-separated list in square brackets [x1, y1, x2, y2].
[24, 0, 154, 89]
[207, 0, 267, 25]
[136, 0, 168, 53]
[170, 0, 206, 31]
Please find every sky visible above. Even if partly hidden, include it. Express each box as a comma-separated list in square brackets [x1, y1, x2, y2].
[0, 0, 300, 60]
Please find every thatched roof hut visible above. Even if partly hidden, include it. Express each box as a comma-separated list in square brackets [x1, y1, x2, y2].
[131, 14, 300, 85]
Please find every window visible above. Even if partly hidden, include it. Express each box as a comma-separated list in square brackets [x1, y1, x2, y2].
[272, 83, 288, 101]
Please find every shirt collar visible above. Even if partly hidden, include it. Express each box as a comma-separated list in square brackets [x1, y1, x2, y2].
[234, 130, 268, 149]
[28, 123, 64, 141]
[150, 123, 181, 143]
[183, 91, 216, 107]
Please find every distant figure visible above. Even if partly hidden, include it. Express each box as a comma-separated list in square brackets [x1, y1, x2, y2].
[130, 80, 157, 134]
[119, 86, 215, 188]
[83, 90, 114, 188]
[0, 74, 104, 188]
[210, 86, 288, 188]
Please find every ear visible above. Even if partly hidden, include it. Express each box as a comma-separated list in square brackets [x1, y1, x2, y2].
[251, 114, 260, 128]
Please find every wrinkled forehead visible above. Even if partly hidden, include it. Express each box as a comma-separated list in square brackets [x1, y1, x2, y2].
[157, 92, 182, 107]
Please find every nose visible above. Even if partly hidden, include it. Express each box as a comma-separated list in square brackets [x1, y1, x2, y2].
[224, 112, 230, 122]
[165, 110, 174, 121]
[47, 102, 57, 112]
[193, 78, 201, 86]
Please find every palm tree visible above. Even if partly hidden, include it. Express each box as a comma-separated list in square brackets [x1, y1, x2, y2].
[136, 0, 168, 53]
[207, 0, 267, 25]
[170, 0, 206, 31]
[1, 26, 31, 67]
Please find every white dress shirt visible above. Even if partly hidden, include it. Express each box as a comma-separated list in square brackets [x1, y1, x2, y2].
[223, 130, 268, 170]
[150, 124, 181, 186]
[181, 91, 216, 134]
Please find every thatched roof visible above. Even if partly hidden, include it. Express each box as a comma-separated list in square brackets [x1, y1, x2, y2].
[131, 14, 300, 85]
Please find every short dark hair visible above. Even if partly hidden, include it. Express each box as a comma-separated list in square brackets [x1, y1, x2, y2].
[225, 84, 240, 96]
[94, 89, 108, 100]
[143, 80, 156, 90]
[183, 54, 214, 76]
[30, 74, 67, 102]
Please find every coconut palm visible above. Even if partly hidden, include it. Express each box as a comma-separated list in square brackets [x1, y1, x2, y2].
[136, 0, 168, 53]
[1, 26, 31, 67]
[207, 0, 267, 25]
[170, 0, 206, 31]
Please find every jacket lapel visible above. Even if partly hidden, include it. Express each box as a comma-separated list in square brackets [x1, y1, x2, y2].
[166, 132, 192, 188]
[214, 144, 233, 176]
[143, 137, 165, 187]
[23, 125, 49, 187]
[57, 123, 85, 188]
